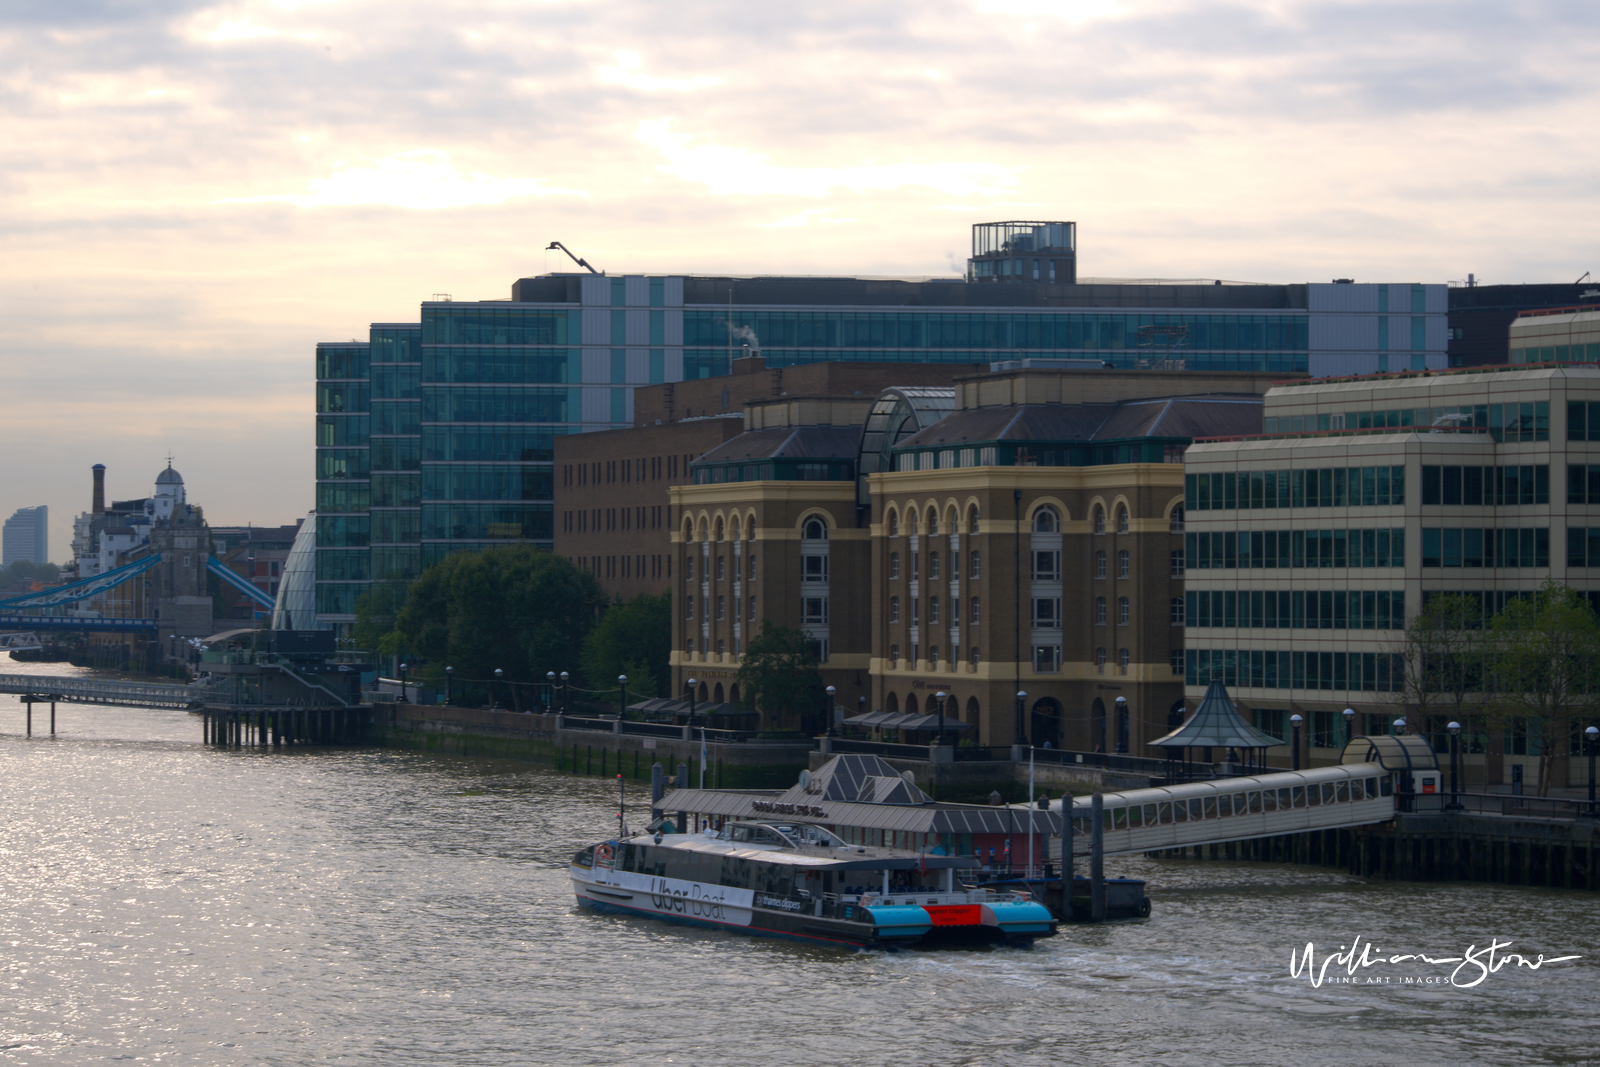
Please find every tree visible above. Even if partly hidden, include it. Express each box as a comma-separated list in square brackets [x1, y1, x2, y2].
[582, 592, 670, 703]
[391, 546, 605, 709]
[353, 579, 410, 660]
[1484, 582, 1600, 796]
[1393, 592, 1487, 736]
[736, 620, 825, 732]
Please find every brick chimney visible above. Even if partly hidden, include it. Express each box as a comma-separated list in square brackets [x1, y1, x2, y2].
[92, 464, 106, 514]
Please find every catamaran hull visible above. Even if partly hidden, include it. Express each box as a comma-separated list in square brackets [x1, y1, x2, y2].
[571, 868, 1054, 949]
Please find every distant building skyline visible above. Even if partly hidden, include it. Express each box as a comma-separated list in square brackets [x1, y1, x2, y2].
[2, 505, 48, 567]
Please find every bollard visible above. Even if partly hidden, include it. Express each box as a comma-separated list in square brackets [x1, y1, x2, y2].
[651, 761, 665, 818]
[1091, 793, 1106, 923]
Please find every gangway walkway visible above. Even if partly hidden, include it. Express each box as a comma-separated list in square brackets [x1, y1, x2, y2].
[1043, 764, 1398, 862]
[0, 673, 197, 710]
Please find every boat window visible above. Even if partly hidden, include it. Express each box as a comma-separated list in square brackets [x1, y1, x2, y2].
[1293, 785, 1308, 808]
[1203, 797, 1218, 819]
[1261, 790, 1277, 813]
[1335, 781, 1350, 803]
[1248, 791, 1263, 813]
[1113, 807, 1129, 830]
[1127, 806, 1143, 829]
[1158, 802, 1173, 825]
[1380, 776, 1394, 797]
[1230, 793, 1245, 815]
[1277, 788, 1292, 810]
[1102, 808, 1114, 830]
[1188, 799, 1204, 821]
[1365, 778, 1379, 800]
[1323, 783, 1338, 805]
[730, 825, 752, 842]
[1216, 795, 1231, 818]
[1173, 800, 1187, 823]
[1073, 816, 1091, 836]
[1143, 804, 1158, 826]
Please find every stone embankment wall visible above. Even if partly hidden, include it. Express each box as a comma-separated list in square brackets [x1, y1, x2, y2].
[376, 705, 811, 789]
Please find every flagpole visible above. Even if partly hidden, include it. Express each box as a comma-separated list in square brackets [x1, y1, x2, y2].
[700, 726, 708, 789]
[1028, 747, 1035, 880]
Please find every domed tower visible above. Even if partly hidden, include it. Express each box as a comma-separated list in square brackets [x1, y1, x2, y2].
[153, 461, 186, 521]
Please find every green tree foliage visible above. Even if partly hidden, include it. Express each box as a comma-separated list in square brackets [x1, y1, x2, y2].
[735, 620, 825, 732]
[582, 592, 670, 702]
[0, 559, 60, 591]
[1485, 581, 1600, 796]
[392, 546, 604, 708]
[1395, 592, 1486, 732]
[353, 579, 410, 659]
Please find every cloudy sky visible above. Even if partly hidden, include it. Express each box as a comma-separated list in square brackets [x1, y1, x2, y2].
[4, 0, 1598, 562]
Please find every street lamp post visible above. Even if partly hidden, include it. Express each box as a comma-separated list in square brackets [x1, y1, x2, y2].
[935, 691, 947, 747]
[1343, 707, 1355, 746]
[398, 662, 409, 703]
[546, 671, 556, 711]
[559, 671, 569, 715]
[1290, 714, 1303, 771]
[1393, 717, 1407, 735]
[444, 666, 452, 706]
[1446, 721, 1463, 810]
[1586, 726, 1599, 818]
[1015, 691, 1027, 748]
[492, 668, 503, 710]
[823, 685, 836, 737]
[618, 674, 628, 721]
[686, 677, 698, 727]
[1114, 696, 1128, 754]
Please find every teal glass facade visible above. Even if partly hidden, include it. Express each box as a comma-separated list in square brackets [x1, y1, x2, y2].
[314, 341, 371, 620]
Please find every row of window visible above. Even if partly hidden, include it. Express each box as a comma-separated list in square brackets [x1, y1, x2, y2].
[578, 554, 670, 581]
[1184, 589, 1406, 630]
[1264, 401, 1550, 442]
[887, 595, 978, 625]
[314, 506, 554, 546]
[685, 595, 758, 622]
[683, 554, 755, 582]
[563, 505, 667, 535]
[1421, 465, 1549, 506]
[1420, 527, 1550, 568]
[886, 644, 980, 671]
[683, 310, 1310, 352]
[1184, 529, 1405, 570]
[892, 440, 1185, 471]
[887, 550, 980, 581]
[1186, 648, 1404, 692]
[1185, 467, 1406, 511]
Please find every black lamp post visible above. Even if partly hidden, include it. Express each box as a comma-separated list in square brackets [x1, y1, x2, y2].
[1115, 696, 1128, 754]
[546, 671, 556, 711]
[935, 690, 947, 747]
[444, 666, 452, 706]
[1446, 721, 1463, 810]
[1290, 713, 1303, 771]
[823, 685, 836, 736]
[559, 671, 569, 714]
[1343, 707, 1355, 746]
[492, 668, 503, 710]
[1015, 690, 1027, 748]
[398, 661, 409, 703]
[1586, 725, 1598, 818]
[686, 677, 698, 726]
[618, 674, 628, 720]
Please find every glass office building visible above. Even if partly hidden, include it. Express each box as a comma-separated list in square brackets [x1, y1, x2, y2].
[315, 272, 1447, 629]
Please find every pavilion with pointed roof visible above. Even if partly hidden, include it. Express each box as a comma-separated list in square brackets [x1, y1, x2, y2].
[1148, 679, 1284, 770]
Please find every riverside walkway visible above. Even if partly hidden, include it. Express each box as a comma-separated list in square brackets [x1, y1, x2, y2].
[0, 673, 196, 710]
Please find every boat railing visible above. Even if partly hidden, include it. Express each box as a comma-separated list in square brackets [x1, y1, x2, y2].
[840, 888, 1032, 908]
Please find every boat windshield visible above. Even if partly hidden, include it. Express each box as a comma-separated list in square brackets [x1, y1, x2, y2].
[720, 822, 846, 849]
[768, 824, 847, 849]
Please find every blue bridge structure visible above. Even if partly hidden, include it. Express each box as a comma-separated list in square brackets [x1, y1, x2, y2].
[0, 554, 274, 635]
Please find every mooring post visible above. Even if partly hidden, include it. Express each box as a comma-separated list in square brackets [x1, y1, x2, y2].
[24, 697, 31, 738]
[1062, 795, 1075, 912]
[50, 700, 55, 736]
[1090, 793, 1106, 923]
[651, 761, 665, 819]
[676, 761, 689, 832]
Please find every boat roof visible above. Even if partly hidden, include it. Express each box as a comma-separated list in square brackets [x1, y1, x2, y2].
[632, 830, 978, 871]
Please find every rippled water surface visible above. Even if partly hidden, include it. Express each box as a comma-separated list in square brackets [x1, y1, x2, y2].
[1, 664, 1597, 1066]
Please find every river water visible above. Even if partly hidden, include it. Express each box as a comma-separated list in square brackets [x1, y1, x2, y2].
[0, 663, 1595, 1066]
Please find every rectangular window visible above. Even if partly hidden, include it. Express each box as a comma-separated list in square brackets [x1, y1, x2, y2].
[971, 597, 981, 624]
[1031, 550, 1061, 580]
[970, 551, 980, 578]
[1033, 598, 1061, 628]
[802, 597, 829, 624]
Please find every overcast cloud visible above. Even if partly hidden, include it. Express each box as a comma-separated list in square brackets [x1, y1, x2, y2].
[3, 0, 1598, 560]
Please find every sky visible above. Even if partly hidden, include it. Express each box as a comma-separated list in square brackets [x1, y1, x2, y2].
[3, 0, 1598, 563]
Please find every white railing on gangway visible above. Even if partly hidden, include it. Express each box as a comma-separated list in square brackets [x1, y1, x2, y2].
[0, 673, 197, 708]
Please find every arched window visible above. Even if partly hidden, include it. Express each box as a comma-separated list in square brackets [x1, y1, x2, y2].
[969, 508, 980, 534]
[683, 519, 695, 542]
[730, 517, 741, 542]
[1118, 550, 1130, 578]
[887, 691, 900, 713]
[1095, 647, 1106, 674]
[907, 512, 918, 536]
[926, 508, 939, 535]
[1169, 506, 1185, 533]
[890, 596, 900, 623]
[1118, 597, 1130, 625]
[888, 510, 899, 537]
[1095, 550, 1106, 579]
[1095, 597, 1107, 625]
[803, 517, 828, 540]
[1117, 507, 1129, 534]
[1033, 507, 1059, 533]
[1093, 507, 1105, 534]
[1119, 648, 1130, 674]
[715, 517, 725, 541]
[698, 517, 709, 541]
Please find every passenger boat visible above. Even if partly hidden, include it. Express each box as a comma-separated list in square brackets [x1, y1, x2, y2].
[571, 820, 1058, 948]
